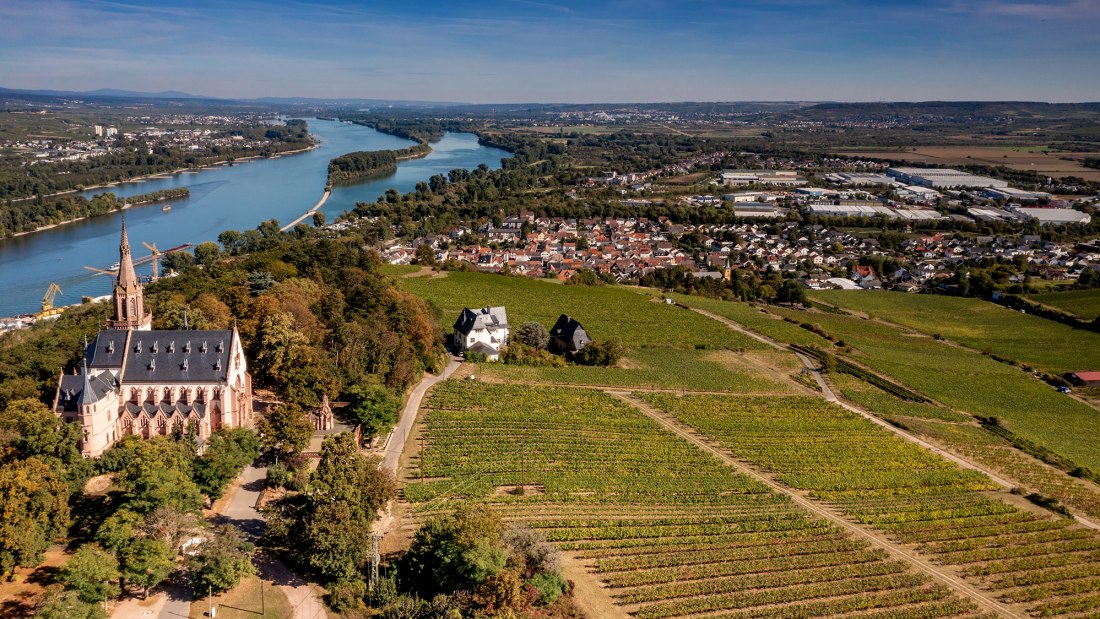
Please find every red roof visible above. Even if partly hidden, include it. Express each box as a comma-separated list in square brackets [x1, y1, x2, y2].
[1073, 371, 1100, 381]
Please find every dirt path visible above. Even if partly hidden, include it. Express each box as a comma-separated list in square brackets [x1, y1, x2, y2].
[609, 391, 1025, 619]
[558, 554, 631, 619]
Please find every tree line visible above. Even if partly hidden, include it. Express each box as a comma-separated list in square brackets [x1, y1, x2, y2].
[0, 188, 190, 238]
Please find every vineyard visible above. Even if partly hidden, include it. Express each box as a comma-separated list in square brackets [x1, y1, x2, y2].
[1028, 288, 1100, 321]
[641, 392, 1100, 617]
[405, 381, 989, 618]
[810, 289, 1100, 376]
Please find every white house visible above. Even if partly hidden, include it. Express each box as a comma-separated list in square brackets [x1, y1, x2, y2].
[453, 306, 510, 361]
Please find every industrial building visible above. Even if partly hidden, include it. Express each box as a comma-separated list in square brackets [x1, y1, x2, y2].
[1016, 208, 1092, 225]
[887, 167, 1008, 189]
[982, 187, 1053, 202]
[823, 172, 894, 186]
[732, 202, 786, 218]
[719, 170, 806, 186]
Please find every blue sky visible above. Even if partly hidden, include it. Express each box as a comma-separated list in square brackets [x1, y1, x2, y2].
[1, 0, 1098, 103]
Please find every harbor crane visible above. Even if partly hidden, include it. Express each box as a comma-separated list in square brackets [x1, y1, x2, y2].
[142, 241, 161, 280]
[37, 283, 63, 319]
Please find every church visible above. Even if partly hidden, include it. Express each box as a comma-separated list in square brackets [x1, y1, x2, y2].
[53, 222, 253, 457]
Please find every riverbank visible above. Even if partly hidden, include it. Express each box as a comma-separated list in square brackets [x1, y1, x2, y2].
[4, 144, 320, 240]
[7, 143, 320, 205]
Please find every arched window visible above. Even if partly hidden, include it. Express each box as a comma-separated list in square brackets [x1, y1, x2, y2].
[129, 298, 136, 317]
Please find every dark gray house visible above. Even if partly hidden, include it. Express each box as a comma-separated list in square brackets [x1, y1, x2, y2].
[548, 314, 591, 355]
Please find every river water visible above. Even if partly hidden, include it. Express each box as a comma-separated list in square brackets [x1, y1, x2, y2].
[0, 119, 510, 317]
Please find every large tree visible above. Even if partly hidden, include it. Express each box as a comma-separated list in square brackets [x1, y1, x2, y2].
[193, 428, 261, 500]
[120, 538, 174, 599]
[60, 544, 121, 603]
[257, 403, 313, 457]
[0, 457, 70, 579]
[188, 525, 254, 595]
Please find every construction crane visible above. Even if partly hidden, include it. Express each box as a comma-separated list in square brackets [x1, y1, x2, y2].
[37, 283, 64, 319]
[142, 241, 161, 281]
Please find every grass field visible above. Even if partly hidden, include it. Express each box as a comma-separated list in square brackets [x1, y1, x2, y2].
[644, 392, 1100, 617]
[407, 382, 983, 619]
[810, 290, 1100, 376]
[1029, 288, 1100, 321]
[397, 271, 765, 351]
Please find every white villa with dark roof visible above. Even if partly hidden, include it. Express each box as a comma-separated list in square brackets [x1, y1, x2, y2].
[53, 222, 253, 457]
[453, 306, 509, 361]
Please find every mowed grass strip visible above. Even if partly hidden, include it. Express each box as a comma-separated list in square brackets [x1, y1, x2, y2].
[408, 381, 976, 618]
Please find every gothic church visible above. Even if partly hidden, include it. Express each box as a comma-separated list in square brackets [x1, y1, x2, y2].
[53, 222, 253, 457]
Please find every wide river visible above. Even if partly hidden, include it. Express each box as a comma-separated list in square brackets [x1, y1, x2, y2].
[0, 118, 511, 317]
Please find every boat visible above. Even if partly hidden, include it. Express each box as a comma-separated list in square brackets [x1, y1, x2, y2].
[162, 204, 172, 212]
[108, 262, 120, 271]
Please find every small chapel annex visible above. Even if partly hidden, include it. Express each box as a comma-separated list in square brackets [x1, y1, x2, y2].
[53, 221, 253, 457]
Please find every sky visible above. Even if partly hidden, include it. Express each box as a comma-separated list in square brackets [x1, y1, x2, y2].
[1, 0, 1098, 103]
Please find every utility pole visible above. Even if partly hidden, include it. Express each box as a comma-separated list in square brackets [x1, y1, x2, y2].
[261, 578, 265, 615]
[368, 532, 382, 591]
[419, 435, 425, 481]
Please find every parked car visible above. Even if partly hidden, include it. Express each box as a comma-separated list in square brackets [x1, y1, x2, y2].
[1057, 385, 1072, 394]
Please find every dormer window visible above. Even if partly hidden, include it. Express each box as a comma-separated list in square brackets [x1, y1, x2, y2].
[151, 341, 158, 354]
[148, 358, 156, 371]
[184, 341, 191, 353]
[200, 341, 208, 353]
[181, 358, 188, 371]
[167, 341, 175, 353]
[134, 340, 142, 352]
[106, 341, 114, 354]
[216, 341, 224, 353]
[214, 359, 222, 371]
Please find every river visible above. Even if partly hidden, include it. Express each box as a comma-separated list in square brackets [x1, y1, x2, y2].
[0, 118, 511, 317]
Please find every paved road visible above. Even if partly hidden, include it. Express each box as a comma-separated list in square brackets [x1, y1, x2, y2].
[381, 355, 461, 473]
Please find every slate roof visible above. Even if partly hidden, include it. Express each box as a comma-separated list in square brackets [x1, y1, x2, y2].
[57, 370, 118, 412]
[122, 329, 234, 384]
[549, 314, 591, 355]
[454, 307, 509, 336]
[85, 330, 129, 369]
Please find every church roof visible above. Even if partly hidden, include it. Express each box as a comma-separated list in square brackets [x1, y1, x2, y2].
[85, 330, 129, 369]
[57, 370, 117, 412]
[122, 329, 235, 384]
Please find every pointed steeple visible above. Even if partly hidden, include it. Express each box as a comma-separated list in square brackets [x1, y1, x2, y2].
[107, 218, 152, 330]
[77, 358, 100, 406]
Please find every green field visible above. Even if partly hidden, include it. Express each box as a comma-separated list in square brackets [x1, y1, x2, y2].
[1029, 288, 1100, 321]
[397, 271, 765, 351]
[811, 290, 1100, 376]
[408, 382, 980, 618]
[644, 392, 1100, 617]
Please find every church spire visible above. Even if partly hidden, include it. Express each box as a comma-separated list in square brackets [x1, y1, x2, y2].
[107, 218, 152, 330]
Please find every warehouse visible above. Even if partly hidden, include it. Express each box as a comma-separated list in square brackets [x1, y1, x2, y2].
[824, 172, 894, 186]
[887, 167, 1008, 189]
[1016, 208, 1092, 225]
[983, 187, 1053, 202]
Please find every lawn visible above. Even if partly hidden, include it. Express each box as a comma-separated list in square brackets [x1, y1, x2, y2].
[811, 289, 1100, 376]
[189, 573, 292, 619]
[1029, 288, 1100, 321]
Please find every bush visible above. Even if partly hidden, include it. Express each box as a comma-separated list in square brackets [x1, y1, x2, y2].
[502, 343, 566, 367]
[326, 580, 367, 613]
[529, 571, 568, 606]
[572, 338, 625, 367]
[514, 322, 550, 349]
[266, 462, 290, 488]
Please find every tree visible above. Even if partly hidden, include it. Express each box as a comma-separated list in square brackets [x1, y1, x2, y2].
[514, 322, 549, 350]
[0, 457, 70, 579]
[193, 428, 261, 500]
[298, 433, 396, 583]
[343, 383, 401, 440]
[95, 509, 143, 555]
[572, 338, 625, 367]
[0, 398, 89, 493]
[414, 243, 436, 266]
[400, 504, 507, 598]
[60, 544, 121, 603]
[188, 525, 255, 595]
[775, 279, 808, 305]
[120, 539, 174, 599]
[257, 403, 313, 457]
[193, 241, 221, 267]
[312, 211, 326, 227]
[35, 587, 107, 619]
[116, 438, 202, 514]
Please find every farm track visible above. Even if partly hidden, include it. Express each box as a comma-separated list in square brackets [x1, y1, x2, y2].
[608, 391, 1025, 619]
[686, 305, 1100, 533]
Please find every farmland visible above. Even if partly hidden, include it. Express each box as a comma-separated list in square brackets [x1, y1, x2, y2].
[642, 392, 1100, 617]
[810, 290, 1100, 376]
[1029, 288, 1100, 321]
[406, 382, 985, 618]
[835, 146, 1100, 182]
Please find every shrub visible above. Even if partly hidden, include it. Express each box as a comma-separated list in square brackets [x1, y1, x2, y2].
[572, 338, 625, 367]
[515, 322, 550, 349]
[266, 462, 290, 488]
[326, 580, 367, 613]
[529, 571, 568, 606]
